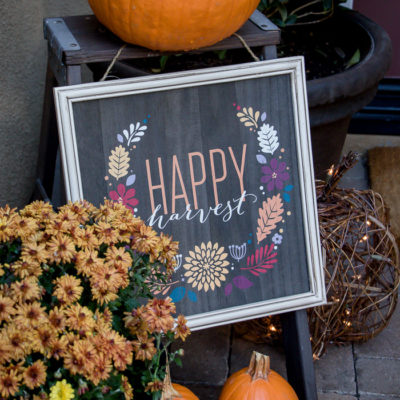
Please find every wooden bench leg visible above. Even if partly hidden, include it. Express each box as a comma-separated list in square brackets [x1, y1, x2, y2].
[33, 61, 59, 202]
[281, 310, 318, 400]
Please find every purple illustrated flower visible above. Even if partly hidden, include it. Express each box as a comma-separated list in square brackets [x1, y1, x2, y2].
[261, 158, 290, 191]
[272, 233, 283, 245]
[109, 184, 139, 212]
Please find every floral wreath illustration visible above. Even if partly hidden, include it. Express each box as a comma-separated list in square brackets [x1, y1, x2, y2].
[106, 104, 294, 304]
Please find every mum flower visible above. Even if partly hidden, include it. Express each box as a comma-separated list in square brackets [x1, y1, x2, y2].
[47, 234, 75, 264]
[174, 315, 190, 342]
[23, 360, 47, 389]
[0, 369, 20, 398]
[53, 275, 83, 305]
[49, 379, 75, 400]
[132, 334, 157, 361]
[0, 295, 16, 323]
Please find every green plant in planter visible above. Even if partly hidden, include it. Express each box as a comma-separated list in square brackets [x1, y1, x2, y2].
[258, 0, 347, 27]
[0, 200, 190, 400]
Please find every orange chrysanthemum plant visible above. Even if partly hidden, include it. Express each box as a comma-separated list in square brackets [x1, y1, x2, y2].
[0, 200, 190, 400]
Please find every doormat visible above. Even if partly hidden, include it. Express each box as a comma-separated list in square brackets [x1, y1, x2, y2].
[369, 147, 400, 242]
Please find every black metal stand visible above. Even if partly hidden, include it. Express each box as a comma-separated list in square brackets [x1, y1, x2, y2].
[36, 12, 318, 399]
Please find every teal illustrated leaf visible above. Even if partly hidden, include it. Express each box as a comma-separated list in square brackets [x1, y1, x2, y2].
[256, 154, 267, 164]
[187, 290, 198, 302]
[170, 287, 186, 303]
[126, 174, 136, 186]
[285, 185, 294, 192]
[283, 192, 291, 202]
[225, 283, 233, 297]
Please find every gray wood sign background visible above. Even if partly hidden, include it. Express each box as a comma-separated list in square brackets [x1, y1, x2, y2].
[55, 58, 325, 329]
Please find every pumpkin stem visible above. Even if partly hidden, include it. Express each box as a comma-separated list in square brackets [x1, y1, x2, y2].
[161, 364, 182, 399]
[247, 351, 271, 381]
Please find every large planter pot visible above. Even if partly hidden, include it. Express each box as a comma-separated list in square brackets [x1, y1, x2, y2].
[306, 10, 392, 179]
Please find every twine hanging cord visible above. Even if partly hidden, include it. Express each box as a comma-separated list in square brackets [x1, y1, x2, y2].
[100, 33, 259, 81]
[233, 33, 260, 62]
[100, 44, 127, 82]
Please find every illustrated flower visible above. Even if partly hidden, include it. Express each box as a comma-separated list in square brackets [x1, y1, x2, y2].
[272, 233, 283, 245]
[173, 254, 183, 272]
[261, 158, 290, 191]
[49, 379, 75, 400]
[184, 242, 230, 292]
[229, 243, 247, 262]
[109, 184, 139, 212]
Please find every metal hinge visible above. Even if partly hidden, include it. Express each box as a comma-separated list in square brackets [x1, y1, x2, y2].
[250, 10, 279, 31]
[43, 18, 81, 63]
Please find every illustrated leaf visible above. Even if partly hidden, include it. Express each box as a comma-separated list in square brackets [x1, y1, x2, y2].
[256, 194, 284, 244]
[127, 122, 148, 145]
[285, 184, 294, 192]
[169, 287, 186, 303]
[108, 145, 130, 180]
[283, 192, 291, 203]
[242, 244, 278, 275]
[162, 286, 171, 296]
[233, 276, 253, 289]
[117, 134, 124, 143]
[261, 112, 267, 122]
[236, 106, 260, 129]
[126, 174, 136, 186]
[257, 123, 279, 155]
[225, 283, 233, 297]
[256, 154, 268, 164]
[187, 290, 198, 302]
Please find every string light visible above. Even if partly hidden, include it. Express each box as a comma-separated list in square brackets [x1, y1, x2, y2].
[270, 325, 277, 332]
[343, 320, 352, 327]
[327, 165, 334, 176]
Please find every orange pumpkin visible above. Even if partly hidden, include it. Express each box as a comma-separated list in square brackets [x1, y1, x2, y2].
[219, 351, 299, 400]
[161, 365, 199, 400]
[87, 0, 260, 51]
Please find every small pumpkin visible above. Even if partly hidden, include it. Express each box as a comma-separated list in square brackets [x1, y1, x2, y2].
[161, 365, 199, 400]
[87, 0, 260, 51]
[219, 351, 299, 400]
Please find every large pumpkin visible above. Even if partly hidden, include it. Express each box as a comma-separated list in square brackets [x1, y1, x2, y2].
[87, 0, 260, 51]
[219, 351, 298, 400]
[161, 366, 199, 400]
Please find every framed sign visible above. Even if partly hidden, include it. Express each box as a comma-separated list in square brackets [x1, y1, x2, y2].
[54, 57, 325, 330]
